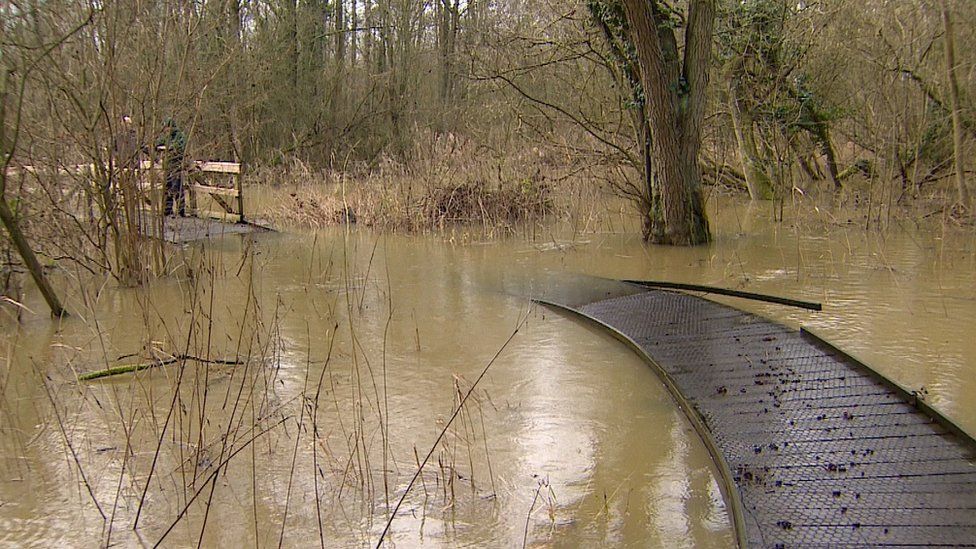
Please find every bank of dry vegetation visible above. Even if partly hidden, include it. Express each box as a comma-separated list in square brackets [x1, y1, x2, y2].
[266, 135, 550, 229]
[259, 133, 624, 234]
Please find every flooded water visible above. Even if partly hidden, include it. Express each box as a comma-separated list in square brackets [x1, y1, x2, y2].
[1, 196, 974, 547]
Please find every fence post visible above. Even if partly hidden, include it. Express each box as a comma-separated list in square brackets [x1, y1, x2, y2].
[236, 163, 244, 223]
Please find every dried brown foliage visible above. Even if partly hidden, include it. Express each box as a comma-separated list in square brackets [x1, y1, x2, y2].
[266, 133, 556, 234]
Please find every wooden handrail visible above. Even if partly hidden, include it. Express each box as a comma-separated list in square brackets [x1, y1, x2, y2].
[6, 160, 242, 176]
[189, 183, 239, 197]
[6, 159, 246, 223]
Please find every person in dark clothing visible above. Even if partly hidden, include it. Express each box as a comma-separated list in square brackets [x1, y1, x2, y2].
[157, 117, 187, 216]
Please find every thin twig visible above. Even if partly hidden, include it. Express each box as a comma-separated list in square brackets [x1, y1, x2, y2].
[522, 480, 545, 549]
[152, 416, 290, 548]
[39, 374, 107, 520]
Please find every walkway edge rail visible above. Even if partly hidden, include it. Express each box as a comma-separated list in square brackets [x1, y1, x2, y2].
[533, 298, 750, 549]
[620, 280, 974, 448]
[800, 327, 976, 451]
[623, 279, 823, 311]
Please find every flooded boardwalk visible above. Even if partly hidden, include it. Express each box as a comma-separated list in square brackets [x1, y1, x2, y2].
[142, 216, 270, 244]
[540, 285, 976, 548]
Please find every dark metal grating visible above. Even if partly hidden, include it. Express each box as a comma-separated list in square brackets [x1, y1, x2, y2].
[553, 288, 976, 548]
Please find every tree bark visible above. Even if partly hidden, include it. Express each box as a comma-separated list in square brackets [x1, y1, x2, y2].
[940, 0, 971, 209]
[0, 196, 67, 317]
[351, 0, 359, 65]
[729, 83, 774, 200]
[336, 0, 347, 63]
[287, 0, 299, 95]
[364, 0, 373, 71]
[1, 68, 67, 317]
[819, 127, 841, 189]
[226, 0, 245, 160]
[438, 0, 460, 106]
[621, 0, 712, 245]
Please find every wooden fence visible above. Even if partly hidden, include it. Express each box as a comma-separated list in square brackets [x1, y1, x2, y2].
[5, 160, 245, 223]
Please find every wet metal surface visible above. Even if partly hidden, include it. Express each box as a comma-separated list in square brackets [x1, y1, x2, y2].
[557, 288, 976, 547]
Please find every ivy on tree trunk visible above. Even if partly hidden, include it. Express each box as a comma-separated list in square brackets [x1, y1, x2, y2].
[621, 0, 712, 245]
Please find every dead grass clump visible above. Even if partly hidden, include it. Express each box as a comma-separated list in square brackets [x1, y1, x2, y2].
[263, 133, 556, 234]
[419, 179, 552, 228]
[271, 189, 346, 229]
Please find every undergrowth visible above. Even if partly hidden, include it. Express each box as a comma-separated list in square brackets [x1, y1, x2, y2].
[263, 134, 566, 234]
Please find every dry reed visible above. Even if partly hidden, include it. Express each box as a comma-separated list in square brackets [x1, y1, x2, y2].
[263, 134, 560, 234]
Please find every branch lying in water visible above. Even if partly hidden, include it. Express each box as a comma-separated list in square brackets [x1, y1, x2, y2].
[77, 354, 244, 381]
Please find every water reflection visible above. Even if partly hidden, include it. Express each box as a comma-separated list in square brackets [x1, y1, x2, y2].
[1, 196, 973, 546]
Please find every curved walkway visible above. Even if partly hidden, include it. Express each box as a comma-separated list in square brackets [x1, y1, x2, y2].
[540, 286, 976, 548]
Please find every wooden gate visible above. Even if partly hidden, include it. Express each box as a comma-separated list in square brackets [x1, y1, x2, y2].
[187, 161, 244, 223]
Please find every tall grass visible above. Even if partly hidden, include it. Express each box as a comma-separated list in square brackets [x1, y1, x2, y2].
[261, 133, 624, 237]
[0, 222, 510, 548]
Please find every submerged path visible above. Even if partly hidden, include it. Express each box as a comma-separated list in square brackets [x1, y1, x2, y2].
[539, 284, 976, 548]
[142, 216, 269, 244]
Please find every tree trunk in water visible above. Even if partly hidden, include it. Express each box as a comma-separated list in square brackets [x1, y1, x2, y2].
[641, 117, 655, 238]
[622, 0, 711, 245]
[729, 85, 773, 200]
[816, 125, 841, 189]
[0, 197, 67, 317]
[117, 169, 145, 286]
[1, 68, 65, 316]
[940, 0, 971, 210]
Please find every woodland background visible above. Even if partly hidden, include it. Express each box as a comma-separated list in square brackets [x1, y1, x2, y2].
[1, 0, 974, 293]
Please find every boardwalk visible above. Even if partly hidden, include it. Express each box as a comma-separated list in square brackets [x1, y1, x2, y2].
[6, 159, 267, 244]
[539, 285, 976, 548]
[142, 216, 269, 244]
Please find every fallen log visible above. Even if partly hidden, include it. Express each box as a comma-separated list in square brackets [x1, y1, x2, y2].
[78, 354, 244, 381]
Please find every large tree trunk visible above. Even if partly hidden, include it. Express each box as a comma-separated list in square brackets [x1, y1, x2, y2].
[351, 0, 359, 65]
[363, 0, 373, 71]
[940, 0, 971, 210]
[335, 0, 347, 63]
[286, 0, 299, 98]
[226, 0, 245, 160]
[438, 0, 460, 106]
[622, 0, 712, 245]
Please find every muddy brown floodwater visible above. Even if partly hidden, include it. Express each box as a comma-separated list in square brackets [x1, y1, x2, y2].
[0, 196, 973, 547]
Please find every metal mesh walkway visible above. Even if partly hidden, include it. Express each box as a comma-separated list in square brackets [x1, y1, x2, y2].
[549, 288, 976, 548]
